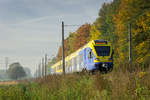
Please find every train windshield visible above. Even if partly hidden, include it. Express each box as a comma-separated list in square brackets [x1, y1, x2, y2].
[94, 46, 110, 56]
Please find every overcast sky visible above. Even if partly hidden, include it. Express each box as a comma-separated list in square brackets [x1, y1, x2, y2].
[0, 0, 111, 75]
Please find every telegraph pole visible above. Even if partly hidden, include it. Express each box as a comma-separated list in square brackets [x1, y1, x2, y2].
[42, 58, 44, 77]
[129, 23, 132, 64]
[62, 21, 65, 74]
[45, 54, 47, 76]
[38, 63, 41, 78]
[61, 22, 80, 74]
[35, 66, 38, 79]
[5, 57, 8, 72]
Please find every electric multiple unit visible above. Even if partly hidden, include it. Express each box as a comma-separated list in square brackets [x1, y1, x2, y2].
[49, 40, 113, 74]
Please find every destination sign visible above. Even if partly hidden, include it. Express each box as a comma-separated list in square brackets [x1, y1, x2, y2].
[94, 40, 107, 44]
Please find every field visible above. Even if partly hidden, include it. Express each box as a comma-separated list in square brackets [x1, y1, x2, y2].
[0, 81, 18, 86]
[0, 64, 150, 100]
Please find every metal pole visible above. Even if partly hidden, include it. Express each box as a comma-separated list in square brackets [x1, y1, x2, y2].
[38, 63, 41, 78]
[129, 23, 132, 64]
[45, 54, 47, 76]
[62, 21, 65, 74]
[42, 58, 44, 77]
[35, 68, 37, 79]
[5, 57, 8, 72]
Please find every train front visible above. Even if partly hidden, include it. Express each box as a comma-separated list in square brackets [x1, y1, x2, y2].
[92, 40, 113, 72]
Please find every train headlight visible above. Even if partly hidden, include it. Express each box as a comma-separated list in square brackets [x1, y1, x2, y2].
[94, 58, 100, 62]
[95, 58, 100, 61]
[102, 63, 108, 68]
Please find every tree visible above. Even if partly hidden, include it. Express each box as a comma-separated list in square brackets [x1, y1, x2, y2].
[89, 0, 150, 65]
[113, 0, 150, 63]
[73, 23, 91, 51]
[8, 62, 26, 80]
[89, 24, 101, 40]
[56, 46, 62, 61]
[133, 12, 150, 63]
[24, 67, 32, 78]
[68, 32, 75, 54]
[48, 57, 57, 66]
[56, 33, 75, 61]
[56, 24, 91, 61]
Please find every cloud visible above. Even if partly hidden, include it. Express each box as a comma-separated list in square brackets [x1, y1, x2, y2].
[16, 16, 58, 25]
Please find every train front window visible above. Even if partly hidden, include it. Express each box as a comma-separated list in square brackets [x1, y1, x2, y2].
[94, 46, 110, 56]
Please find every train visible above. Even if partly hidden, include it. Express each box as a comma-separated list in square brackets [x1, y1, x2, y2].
[48, 40, 113, 74]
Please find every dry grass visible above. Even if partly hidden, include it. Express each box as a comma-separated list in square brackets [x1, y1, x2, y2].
[0, 64, 150, 100]
[0, 81, 18, 85]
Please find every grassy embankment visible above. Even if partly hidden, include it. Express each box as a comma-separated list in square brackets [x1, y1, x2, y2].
[0, 64, 150, 100]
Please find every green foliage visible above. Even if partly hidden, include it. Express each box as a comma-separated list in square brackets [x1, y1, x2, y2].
[112, 0, 150, 64]
[68, 32, 75, 54]
[73, 24, 91, 51]
[88, 0, 150, 65]
[89, 24, 101, 40]
[135, 78, 148, 100]
[8, 63, 26, 80]
[24, 67, 32, 78]
[48, 57, 57, 66]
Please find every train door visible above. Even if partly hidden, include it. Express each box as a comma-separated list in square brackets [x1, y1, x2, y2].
[87, 48, 95, 70]
[83, 48, 87, 69]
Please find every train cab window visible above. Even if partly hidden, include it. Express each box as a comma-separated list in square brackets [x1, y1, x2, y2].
[94, 46, 110, 56]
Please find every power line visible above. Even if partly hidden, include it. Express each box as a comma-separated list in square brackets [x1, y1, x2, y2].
[64, 25, 81, 27]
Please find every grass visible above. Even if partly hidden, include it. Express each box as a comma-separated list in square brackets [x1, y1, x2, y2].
[0, 64, 150, 100]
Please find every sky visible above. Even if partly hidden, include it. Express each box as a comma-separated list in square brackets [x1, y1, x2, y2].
[0, 0, 111, 75]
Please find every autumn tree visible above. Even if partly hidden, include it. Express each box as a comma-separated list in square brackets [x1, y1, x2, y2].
[73, 23, 91, 51]
[56, 33, 75, 61]
[89, 23, 101, 40]
[56, 46, 62, 61]
[133, 12, 150, 64]
[56, 23, 91, 61]
[113, 0, 150, 63]
[68, 32, 75, 54]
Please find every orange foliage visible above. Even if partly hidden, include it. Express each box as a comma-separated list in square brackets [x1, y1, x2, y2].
[73, 24, 91, 51]
[56, 23, 91, 61]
